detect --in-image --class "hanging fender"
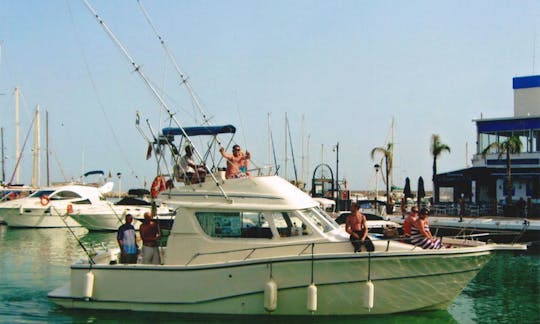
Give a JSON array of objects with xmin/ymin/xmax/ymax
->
[{"xmin": 40, "ymin": 195, "xmax": 50, "ymax": 206}]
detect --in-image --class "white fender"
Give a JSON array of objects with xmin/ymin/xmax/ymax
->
[
  {"xmin": 365, "ymin": 280, "xmax": 374, "ymax": 309},
  {"xmin": 264, "ymin": 279, "xmax": 278, "ymax": 312},
  {"xmin": 307, "ymin": 283, "xmax": 317, "ymax": 312},
  {"xmin": 83, "ymin": 271, "xmax": 94, "ymax": 299}
]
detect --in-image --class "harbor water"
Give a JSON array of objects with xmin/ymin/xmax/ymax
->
[{"xmin": 0, "ymin": 224, "xmax": 538, "ymax": 323}]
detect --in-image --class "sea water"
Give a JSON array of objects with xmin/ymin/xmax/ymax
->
[{"xmin": 0, "ymin": 224, "xmax": 538, "ymax": 323}]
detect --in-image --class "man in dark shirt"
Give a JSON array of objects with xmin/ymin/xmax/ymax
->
[
  {"xmin": 139, "ymin": 212, "xmax": 161, "ymax": 264},
  {"xmin": 117, "ymin": 214, "xmax": 138, "ymax": 264}
]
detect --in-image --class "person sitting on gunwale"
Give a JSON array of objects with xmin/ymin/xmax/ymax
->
[
  {"xmin": 402, "ymin": 206, "xmax": 419, "ymax": 243},
  {"xmin": 345, "ymin": 202, "xmax": 375, "ymax": 252},
  {"xmin": 410, "ymin": 207, "xmax": 442, "ymax": 249}
]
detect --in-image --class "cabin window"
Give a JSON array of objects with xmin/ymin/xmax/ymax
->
[
  {"xmin": 29, "ymin": 190, "xmax": 55, "ymax": 198},
  {"xmin": 50, "ymin": 191, "xmax": 81, "ymax": 200},
  {"xmin": 272, "ymin": 212, "xmax": 311, "ymax": 237},
  {"xmin": 196, "ymin": 212, "xmax": 273, "ymax": 239}
]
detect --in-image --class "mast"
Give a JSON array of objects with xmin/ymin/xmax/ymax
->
[
  {"xmin": 46, "ymin": 110, "xmax": 50, "ymax": 186},
  {"xmin": 284, "ymin": 113, "xmax": 288, "ymax": 179},
  {"xmin": 32, "ymin": 105, "xmax": 40, "ymax": 187},
  {"xmin": 14, "ymin": 86, "xmax": 20, "ymax": 183},
  {"xmin": 1, "ymin": 127, "xmax": 4, "ymax": 184}
]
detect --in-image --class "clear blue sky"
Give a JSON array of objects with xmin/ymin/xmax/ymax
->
[{"xmin": 1, "ymin": 0, "xmax": 539, "ymax": 192}]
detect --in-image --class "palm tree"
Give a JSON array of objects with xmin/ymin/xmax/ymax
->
[
  {"xmin": 481, "ymin": 135, "xmax": 523, "ymax": 205},
  {"xmin": 371, "ymin": 143, "xmax": 393, "ymax": 214},
  {"xmin": 431, "ymin": 134, "xmax": 451, "ymax": 203}
]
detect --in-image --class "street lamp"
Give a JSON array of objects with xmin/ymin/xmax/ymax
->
[
  {"xmin": 117, "ymin": 172, "xmax": 122, "ymax": 198},
  {"xmin": 333, "ymin": 142, "xmax": 340, "ymax": 211},
  {"xmin": 374, "ymin": 164, "xmax": 380, "ymax": 209}
]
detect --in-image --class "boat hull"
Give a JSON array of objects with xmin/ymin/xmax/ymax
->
[
  {"xmin": 2, "ymin": 207, "xmax": 81, "ymax": 228},
  {"xmin": 49, "ymin": 248, "xmax": 493, "ymax": 315}
]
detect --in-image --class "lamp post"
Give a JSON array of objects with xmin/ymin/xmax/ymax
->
[
  {"xmin": 333, "ymin": 142, "xmax": 340, "ymax": 211},
  {"xmin": 117, "ymin": 172, "xmax": 122, "ymax": 198},
  {"xmin": 374, "ymin": 164, "xmax": 380, "ymax": 210}
]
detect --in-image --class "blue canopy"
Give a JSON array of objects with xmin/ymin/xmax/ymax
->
[{"xmin": 162, "ymin": 125, "xmax": 236, "ymax": 137}]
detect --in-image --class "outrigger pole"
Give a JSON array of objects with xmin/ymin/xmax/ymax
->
[
  {"xmin": 82, "ymin": 0, "xmax": 230, "ymax": 201},
  {"xmin": 136, "ymin": 0, "xmax": 211, "ymax": 126}
]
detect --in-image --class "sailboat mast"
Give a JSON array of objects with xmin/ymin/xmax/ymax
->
[
  {"xmin": 1, "ymin": 127, "xmax": 4, "ymax": 184},
  {"xmin": 32, "ymin": 105, "xmax": 40, "ymax": 187},
  {"xmin": 284, "ymin": 113, "xmax": 288, "ymax": 179},
  {"xmin": 46, "ymin": 110, "xmax": 50, "ymax": 186},
  {"xmin": 14, "ymin": 87, "xmax": 20, "ymax": 183}
]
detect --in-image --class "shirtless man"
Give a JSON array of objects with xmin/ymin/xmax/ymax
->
[
  {"xmin": 345, "ymin": 202, "xmax": 375, "ymax": 252},
  {"xmin": 219, "ymin": 144, "xmax": 251, "ymax": 179}
]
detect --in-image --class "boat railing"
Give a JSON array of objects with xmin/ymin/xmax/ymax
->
[{"xmin": 186, "ymin": 240, "xmax": 358, "ymax": 265}]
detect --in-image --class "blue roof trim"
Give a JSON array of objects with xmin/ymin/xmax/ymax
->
[
  {"xmin": 513, "ymin": 75, "xmax": 540, "ymax": 89},
  {"xmin": 477, "ymin": 118, "xmax": 540, "ymax": 132},
  {"xmin": 162, "ymin": 125, "xmax": 236, "ymax": 137}
]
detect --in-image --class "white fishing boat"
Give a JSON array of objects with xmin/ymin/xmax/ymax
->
[
  {"xmin": 69, "ymin": 189, "xmax": 175, "ymax": 231},
  {"xmin": 49, "ymin": 4, "xmax": 524, "ymax": 315},
  {"xmin": 0, "ymin": 182, "xmax": 113, "ymax": 228},
  {"xmin": 48, "ymin": 175, "xmax": 526, "ymax": 315}
]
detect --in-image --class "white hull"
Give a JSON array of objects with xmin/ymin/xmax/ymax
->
[
  {"xmin": 2, "ymin": 206, "xmax": 81, "ymax": 228},
  {"xmin": 49, "ymin": 245, "xmax": 499, "ymax": 315}
]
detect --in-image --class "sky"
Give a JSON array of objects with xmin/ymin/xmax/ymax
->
[{"xmin": 0, "ymin": 0, "xmax": 539, "ymax": 193}]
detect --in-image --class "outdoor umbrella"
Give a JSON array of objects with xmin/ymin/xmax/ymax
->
[
  {"xmin": 417, "ymin": 176, "xmax": 425, "ymax": 207},
  {"xmin": 404, "ymin": 177, "xmax": 412, "ymax": 198}
]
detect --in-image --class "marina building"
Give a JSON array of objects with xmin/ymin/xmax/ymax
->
[{"xmin": 436, "ymin": 75, "xmax": 540, "ymax": 216}]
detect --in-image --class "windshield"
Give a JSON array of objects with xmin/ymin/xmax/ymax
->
[{"xmin": 297, "ymin": 207, "xmax": 337, "ymax": 233}]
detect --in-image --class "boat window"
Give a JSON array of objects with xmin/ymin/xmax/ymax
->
[
  {"xmin": 299, "ymin": 208, "xmax": 336, "ymax": 233},
  {"xmin": 50, "ymin": 191, "xmax": 82, "ymax": 200},
  {"xmin": 72, "ymin": 199, "xmax": 92, "ymax": 205},
  {"xmin": 196, "ymin": 211, "xmax": 272, "ymax": 239},
  {"xmin": 29, "ymin": 190, "xmax": 55, "ymax": 198},
  {"xmin": 272, "ymin": 212, "xmax": 311, "ymax": 237}
]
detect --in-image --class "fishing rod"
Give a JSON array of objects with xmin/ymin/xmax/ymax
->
[
  {"xmin": 82, "ymin": 0, "xmax": 229, "ymax": 201},
  {"xmin": 53, "ymin": 206, "xmax": 95, "ymax": 265}
]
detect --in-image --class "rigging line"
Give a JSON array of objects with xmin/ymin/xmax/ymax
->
[
  {"xmin": 66, "ymin": 0, "xmax": 140, "ymax": 182},
  {"xmin": 8, "ymin": 111, "xmax": 36, "ymax": 184},
  {"xmin": 137, "ymin": 0, "xmax": 211, "ymax": 125},
  {"xmin": 82, "ymin": 0, "xmax": 229, "ymax": 201}
]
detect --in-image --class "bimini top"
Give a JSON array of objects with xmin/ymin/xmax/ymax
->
[{"xmin": 162, "ymin": 125, "xmax": 236, "ymax": 137}]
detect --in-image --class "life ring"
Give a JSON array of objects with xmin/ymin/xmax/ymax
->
[
  {"xmin": 150, "ymin": 176, "xmax": 167, "ymax": 198},
  {"xmin": 67, "ymin": 204, "xmax": 74, "ymax": 214},
  {"xmin": 40, "ymin": 195, "xmax": 50, "ymax": 206}
]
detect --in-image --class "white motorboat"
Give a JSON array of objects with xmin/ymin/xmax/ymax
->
[
  {"xmin": 49, "ymin": 175, "xmax": 525, "ymax": 315},
  {"xmin": 1, "ymin": 182, "xmax": 113, "ymax": 228},
  {"xmin": 69, "ymin": 189, "xmax": 175, "ymax": 231},
  {"xmin": 386, "ymin": 214, "xmax": 540, "ymax": 243}
]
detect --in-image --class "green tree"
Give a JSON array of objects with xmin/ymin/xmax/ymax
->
[
  {"xmin": 431, "ymin": 134, "xmax": 451, "ymax": 203},
  {"xmin": 481, "ymin": 135, "xmax": 523, "ymax": 205},
  {"xmin": 371, "ymin": 143, "xmax": 393, "ymax": 214}
]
